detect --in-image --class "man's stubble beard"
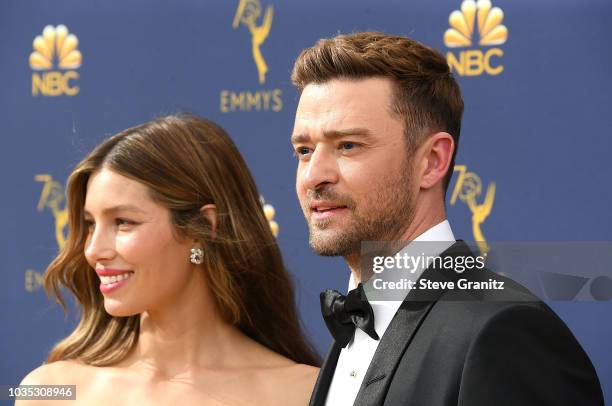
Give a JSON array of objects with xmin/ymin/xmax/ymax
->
[{"xmin": 306, "ymin": 159, "xmax": 416, "ymax": 258}]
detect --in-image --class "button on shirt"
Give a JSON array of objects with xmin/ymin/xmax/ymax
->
[{"xmin": 324, "ymin": 220, "xmax": 455, "ymax": 406}]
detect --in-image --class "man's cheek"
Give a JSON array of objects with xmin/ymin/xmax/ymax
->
[
  {"xmin": 300, "ymin": 199, "xmax": 310, "ymax": 217},
  {"xmin": 295, "ymin": 184, "xmax": 307, "ymax": 205},
  {"xmin": 295, "ymin": 173, "xmax": 305, "ymax": 193}
]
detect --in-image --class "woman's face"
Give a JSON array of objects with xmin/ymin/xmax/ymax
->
[{"xmin": 83, "ymin": 167, "xmax": 198, "ymax": 316}]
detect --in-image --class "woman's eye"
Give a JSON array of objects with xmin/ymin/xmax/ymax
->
[{"xmin": 116, "ymin": 218, "xmax": 135, "ymax": 227}]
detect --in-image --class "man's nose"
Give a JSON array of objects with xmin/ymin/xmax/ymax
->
[
  {"xmin": 84, "ymin": 225, "xmax": 116, "ymax": 265},
  {"xmin": 301, "ymin": 145, "xmax": 340, "ymax": 191}
]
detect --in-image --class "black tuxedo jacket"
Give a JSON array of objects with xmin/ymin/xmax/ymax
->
[{"xmin": 310, "ymin": 241, "xmax": 604, "ymax": 406}]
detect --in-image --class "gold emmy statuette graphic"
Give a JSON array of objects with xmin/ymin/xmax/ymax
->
[
  {"xmin": 260, "ymin": 196, "xmax": 279, "ymax": 237},
  {"xmin": 221, "ymin": 1, "xmax": 282, "ymax": 113},
  {"xmin": 233, "ymin": 0, "xmax": 273, "ymax": 84},
  {"xmin": 35, "ymin": 174, "xmax": 68, "ymax": 249},
  {"xmin": 444, "ymin": 0, "xmax": 508, "ymax": 76},
  {"xmin": 450, "ymin": 165, "xmax": 496, "ymax": 255},
  {"xmin": 30, "ymin": 25, "xmax": 82, "ymax": 96}
]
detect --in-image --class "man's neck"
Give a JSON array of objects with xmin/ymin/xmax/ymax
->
[{"xmin": 346, "ymin": 214, "xmax": 448, "ymax": 285}]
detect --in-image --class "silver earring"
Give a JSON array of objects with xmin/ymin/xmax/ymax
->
[{"xmin": 190, "ymin": 248, "xmax": 204, "ymax": 265}]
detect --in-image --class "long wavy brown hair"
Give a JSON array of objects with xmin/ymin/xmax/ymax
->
[{"xmin": 45, "ymin": 114, "xmax": 320, "ymax": 367}]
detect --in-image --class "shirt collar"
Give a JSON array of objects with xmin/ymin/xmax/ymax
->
[
  {"xmin": 348, "ymin": 219, "xmax": 455, "ymax": 291},
  {"xmin": 346, "ymin": 219, "xmax": 456, "ymax": 342}
]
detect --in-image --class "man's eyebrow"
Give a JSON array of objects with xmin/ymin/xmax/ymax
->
[
  {"xmin": 83, "ymin": 204, "xmax": 145, "ymax": 217},
  {"xmin": 290, "ymin": 133, "xmax": 309, "ymax": 144},
  {"xmin": 291, "ymin": 128, "xmax": 373, "ymax": 144}
]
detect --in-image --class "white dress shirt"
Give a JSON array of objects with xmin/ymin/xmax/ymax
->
[{"xmin": 324, "ymin": 220, "xmax": 455, "ymax": 406}]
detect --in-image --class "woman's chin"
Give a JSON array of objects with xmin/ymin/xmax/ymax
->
[{"xmin": 104, "ymin": 301, "xmax": 140, "ymax": 317}]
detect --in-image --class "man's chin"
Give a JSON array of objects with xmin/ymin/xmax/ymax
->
[{"xmin": 309, "ymin": 229, "xmax": 359, "ymax": 257}]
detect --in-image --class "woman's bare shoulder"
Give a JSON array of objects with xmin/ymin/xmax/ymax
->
[
  {"xmin": 20, "ymin": 359, "xmax": 89, "ymax": 385},
  {"xmin": 286, "ymin": 363, "xmax": 320, "ymax": 382},
  {"xmin": 290, "ymin": 363, "xmax": 319, "ymax": 388},
  {"xmin": 262, "ymin": 363, "xmax": 320, "ymax": 406},
  {"xmin": 16, "ymin": 361, "xmax": 91, "ymax": 406}
]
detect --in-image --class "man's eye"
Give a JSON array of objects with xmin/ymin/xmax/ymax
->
[
  {"xmin": 294, "ymin": 146, "xmax": 311, "ymax": 157},
  {"xmin": 340, "ymin": 142, "xmax": 357, "ymax": 150}
]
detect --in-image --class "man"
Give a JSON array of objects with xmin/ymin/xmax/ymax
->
[{"xmin": 290, "ymin": 32, "xmax": 603, "ymax": 405}]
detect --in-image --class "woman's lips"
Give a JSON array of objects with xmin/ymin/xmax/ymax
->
[
  {"xmin": 96, "ymin": 268, "xmax": 133, "ymax": 276},
  {"xmin": 99, "ymin": 271, "xmax": 134, "ymax": 294}
]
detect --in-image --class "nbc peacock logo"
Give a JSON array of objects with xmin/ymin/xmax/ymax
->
[
  {"xmin": 443, "ymin": 0, "xmax": 507, "ymax": 76},
  {"xmin": 29, "ymin": 25, "xmax": 82, "ymax": 96}
]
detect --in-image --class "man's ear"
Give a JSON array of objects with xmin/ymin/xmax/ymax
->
[
  {"xmin": 419, "ymin": 132, "xmax": 455, "ymax": 190},
  {"xmin": 200, "ymin": 204, "xmax": 217, "ymax": 234}
]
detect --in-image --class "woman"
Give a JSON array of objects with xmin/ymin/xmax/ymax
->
[{"xmin": 18, "ymin": 114, "xmax": 320, "ymax": 405}]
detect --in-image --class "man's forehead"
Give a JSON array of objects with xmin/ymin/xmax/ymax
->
[
  {"xmin": 299, "ymin": 77, "xmax": 394, "ymax": 104},
  {"xmin": 293, "ymin": 77, "xmax": 398, "ymax": 137}
]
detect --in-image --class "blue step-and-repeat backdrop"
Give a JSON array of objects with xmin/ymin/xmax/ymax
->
[{"xmin": 1, "ymin": 0, "xmax": 611, "ymax": 401}]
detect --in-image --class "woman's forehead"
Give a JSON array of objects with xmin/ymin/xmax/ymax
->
[{"xmin": 84, "ymin": 169, "xmax": 156, "ymax": 215}]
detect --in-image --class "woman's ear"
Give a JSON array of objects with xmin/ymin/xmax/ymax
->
[{"xmin": 200, "ymin": 204, "xmax": 217, "ymax": 234}]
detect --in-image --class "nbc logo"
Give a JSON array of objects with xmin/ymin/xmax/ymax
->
[
  {"xmin": 443, "ymin": 0, "xmax": 507, "ymax": 76},
  {"xmin": 29, "ymin": 25, "xmax": 82, "ymax": 96}
]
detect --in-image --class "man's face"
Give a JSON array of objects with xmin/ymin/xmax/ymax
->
[{"xmin": 292, "ymin": 77, "xmax": 417, "ymax": 257}]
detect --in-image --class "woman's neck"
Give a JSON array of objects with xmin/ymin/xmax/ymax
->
[{"xmin": 120, "ymin": 273, "xmax": 244, "ymax": 379}]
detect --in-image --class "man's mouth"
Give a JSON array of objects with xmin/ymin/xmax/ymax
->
[
  {"xmin": 312, "ymin": 206, "xmax": 347, "ymax": 212},
  {"xmin": 310, "ymin": 202, "xmax": 349, "ymax": 220}
]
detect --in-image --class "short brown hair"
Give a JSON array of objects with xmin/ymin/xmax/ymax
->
[{"xmin": 291, "ymin": 31, "xmax": 464, "ymax": 191}]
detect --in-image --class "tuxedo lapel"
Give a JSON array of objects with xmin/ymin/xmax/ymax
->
[
  {"xmin": 353, "ymin": 241, "xmax": 474, "ymax": 406},
  {"xmin": 352, "ymin": 300, "xmax": 436, "ymax": 406},
  {"xmin": 309, "ymin": 342, "xmax": 342, "ymax": 406}
]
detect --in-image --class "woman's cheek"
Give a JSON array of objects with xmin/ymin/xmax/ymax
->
[{"xmin": 116, "ymin": 232, "xmax": 150, "ymax": 263}]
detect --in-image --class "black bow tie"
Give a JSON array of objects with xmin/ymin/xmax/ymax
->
[{"xmin": 320, "ymin": 283, "xmax": 379, "ymax": 348}]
